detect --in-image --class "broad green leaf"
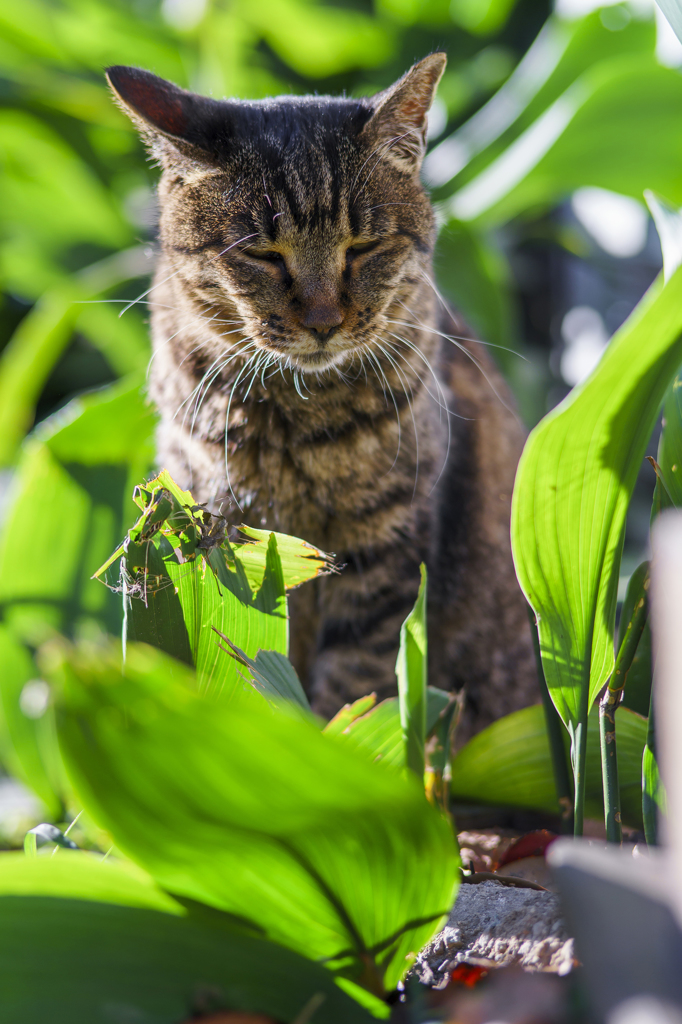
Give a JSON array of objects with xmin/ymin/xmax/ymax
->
[
  {"xmin": 450, "ymin": 704, "xmax": 647, "ymax": 828},
  {"xmin": 47, "ymin": 639, "xmax": 459, "ymax": 994},
  {"xmin": 449, "ymin": 56, "xmax": 682, "ymax": 226},
  {"xmin": 0, "ymin": 857, "xmax": 372, "ymax": 1024},
  {"xmin": 0, "ymin": 378, "xmax": 155, "ymax": 807},
  {"xmin": 434, "ymin": 219, "xmax": 520, "ymax": 362},
  {"xmin": 656, "ymin": 370, "xmax": 682, "ymax": 506},
  {"xmin": 101, "ymin": 474, "xmax": 290, "ymax": 697},
  {"xmin": 339, "ymin": 689, "xmax": 456, "ymax": 771},
  {"xmin": 221, "ymin": 639, "xmax": 312, "ymax": 712},
  {"xmin": 324, "ymin": 694, "xmax": 377, "ymax": 737},
  {"xmin": 237, "ymin": 523, "xmax": 334, "ymax": 591},
  {"xmin": 244, "ymin": 0, "xmax": 395, "ymax": 77},
  {"xmin": 425, "ymin": 10, "xmax": 655, "ymax": 192},
  {"xmin": 618, "ymin": 562, "xmax": 653, "ymax": 719},
  {"xmin": 0, "ymin": 247, "xmax": 151, "ymax": 466},
  {"xmin": 341, "ymin": 699, "xmax": 406, "ymax": 769},
  {"xmin": 0, "ymin": 850, "xmax": 182, "ymax": 914},
  {"xmin": 511, "ymin": 265, "xmax": 682, "ymax": 733},
  {"xmin": 99, "ymin": 470, "xmax": 332, "ymax": 700},
  {"xmin": 396, "ymin": 564, "xmax": 427, "ymax": 779},
  {"xmin": 0, "ymin": 626, "xmax": 59, "ymax": 814}
]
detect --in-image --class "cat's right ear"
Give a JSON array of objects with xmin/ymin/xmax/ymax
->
[{"xmin": 106, "ymin": 66, "xmax": 223, "ymax": 167}]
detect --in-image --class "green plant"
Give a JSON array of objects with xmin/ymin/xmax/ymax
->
[
  {"xmin": 0, "ymin": 468, "xmax": 461, "ymax": 1018},
  {"xmin": 0, "ymin": 850, "xmax": 375, "ymax": 1023},
  {"xmin": 511, "ymin": 194, "xmax": 682, "ymax": 836}
]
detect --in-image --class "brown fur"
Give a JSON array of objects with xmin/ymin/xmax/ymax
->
[{"xmin": 106, "ymin": 57, "xmax": 538, "ymax": 739}]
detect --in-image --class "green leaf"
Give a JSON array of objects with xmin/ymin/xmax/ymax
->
[
  {"xmin": 100, "ymin": 471, "xmax": 333, "ymax": 700},
  {"xmin": 642, "ymin": 729, "xmax": 664, "ymax": 845},
  {"xmin": 425, "ymin": 10, "xmax": 655, "ymax": 193},
  {"xmin": 656, "ymin": 369, "xmax": 682, "ymax": 506},
  {"xmin": 237, "ymin": 523, "xmax": 335, "ymax": 591},
  {"xmin": 338, "ymin": 689, "xmax": 456, "ymax": 771},
  {"xmin": 0, "ymin": 247, "xmax": 151, "ymax": 467},
  {"xmin": 324, "ymin": 695, "xmax": 377, "ymax": 737},
  {"xmin": 219, "ymin": 637, "xmax": 312, "ymax": 712},
  {"xmin": 511, "ymin": 266, "xmax": 682, "ymax": 735},
  {"xmin": 618, "ymin": 562, "xmax": 653, "ymax": 718},
  {"xmin": 449, "ymin": 56, "xmax": 682, "ymax": 226},
  {"xmin": 450, "ymin": 704, "xmax": 647, "ymax": 828},
  {"xmin": 396, "ymin": 564, "xmax": 427, "ymax": 779},
  {"xmin": 107, "ymin": 476, "xmax": 290, "ymax": 697},
  {"xmin": 434, "ymin": 219, "xmax": 519, "ymax": 361},
  {"xmin": 0, "ymin": 378, "xmax": 155, "ymax": 807},
  {"xmin": 244, "ymin": 0, "xmax": 395, "ymax": 78},
  {"xmin": 0, "ymin": 854, "xmax": 373, "ymax": 1024},
  {"xmin": 47, "ymin": 639, "xmax": 459, "ymax": 995}
]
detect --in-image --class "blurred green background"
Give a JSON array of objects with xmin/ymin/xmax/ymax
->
[
  {"xmin": 1, "ymin": 0, "xmax": 682, "ymax": 833},
  {"xmin": 4, "ymin": 0, "xmax": 682, "ymax": 442}
]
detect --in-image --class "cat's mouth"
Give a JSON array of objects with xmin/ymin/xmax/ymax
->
[{"xmin": 256, "ymin": 333, "xmax": 362, "ymax": 373}]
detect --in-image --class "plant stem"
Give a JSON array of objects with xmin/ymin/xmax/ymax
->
[
  {"xmin": 527, "ymin": 605, "xmax": 573, "ymax": 833},
  {"xmin": 599, "ymin": 575, "xmax": 649, "ymax": 843},
  {"xmin": 572, "ymin": 720, "xmax": 588, "ymax": 837}
]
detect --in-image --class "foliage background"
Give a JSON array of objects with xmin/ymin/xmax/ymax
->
[{"xmin": 1, "ymin": 0, "xmax": 682, "ymax": 831}]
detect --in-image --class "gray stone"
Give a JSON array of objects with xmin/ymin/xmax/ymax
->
[{"xmin": 413, "ymin": 880, "xmax": 574, "ymax": 987}]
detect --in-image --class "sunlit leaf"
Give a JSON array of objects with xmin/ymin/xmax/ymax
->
[
  {"xmin": 425, "ymin": 10, "xmax": 655, "ymax": 191},
  {"xmin": 396, "ymin": 564, "xmax": 427, "ymax": 779},
  {"xmin": 47, "ymin": 639, "xmax": 459, "ymax": 995},
  {"xmin": 511, "ymin": 266, "xmax": 682, "ymax": 739},
  {"xmin": 450, "ymin": 703, "xmax": 647, "ymax": 827},
  {"xmin": 0, "ymin": 853, "xmax": 372, "ymax": 1024},
  {"xmin": 0, "ymin": 378, "xmax": 155, "ymax": 806},
  {"xmin": 449, "ymin": 56, "xmax": 682, "ymax": 225}
]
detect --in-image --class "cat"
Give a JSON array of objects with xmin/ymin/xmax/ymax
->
[{"xmin": 106, "ymin": 55, "xmax": 538, "ymax": 741}]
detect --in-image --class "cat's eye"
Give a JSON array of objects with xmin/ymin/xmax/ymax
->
[
  {"xmin": 346, "ymin": 240, "xmax": 380, "ymax": 257},
  {"xmin": 246, "ymin": 249, "xmax": 286, "ymax": 267}
]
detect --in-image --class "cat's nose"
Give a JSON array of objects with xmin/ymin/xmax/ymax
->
[{"xmin": 301, "ymin": 305, "xmax": 344, "ymax": 343}]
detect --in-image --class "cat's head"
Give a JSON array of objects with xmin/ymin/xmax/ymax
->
[{"xmin": 107, "ymin": 55, "xmax": 446, "ymax": 372}]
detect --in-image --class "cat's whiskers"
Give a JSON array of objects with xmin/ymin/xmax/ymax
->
[
  {"xmin": 381, "ymin": 332, "xmax": 454, "ymax": 493},
  {"xmin": 118, "ymin": 231, "xmax": 259, "ymax": 318},
  {"xmin": 224, "ymin": 349, "xmax": 262, "ymax": 509},
  {"xmin": 415, "ymin": 270, "xmax": 530, "ymax": 363},
  {"xmin": 394, "ymin": 300, "xmax": 521, "ymax": 421},
  {"xmin": 372, "ymin": 338, "xmax": 421, "ymax": 497},
  {"xmin": 364, "ymin": 338, "xmax": 404, "ymax": 476},
  {"xmin": 180, "ymin": 338, "xmax": 257, "ymax": 442}
]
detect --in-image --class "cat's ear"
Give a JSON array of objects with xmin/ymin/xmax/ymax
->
[
  {"xmin": 362, "ymin": 53, "xmax": 446, "ymax": 175},
  {"xmin": 106, "ymin": 66, "xmax": 226, "ymax": 168}
]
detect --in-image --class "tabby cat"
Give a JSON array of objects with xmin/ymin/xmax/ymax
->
[{"xmin": 106, "ymin": 55, "xmax": 538, "ymax": 739}]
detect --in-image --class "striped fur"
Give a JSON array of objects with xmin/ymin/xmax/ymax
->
[{"xmin": 107, "ymin": 56, "xmax": 537, "ymax": 739}]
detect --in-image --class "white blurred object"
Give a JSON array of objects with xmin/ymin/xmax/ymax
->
[
  {"xmin": 161, "ymin": 0, "xmax": 207, "ymax": 30},
  {"xmin": 651, "ymin": 512, "xmax": 682, "ymax": 923},
  {"xmin": 19, "ymin": 680, "xmax": 50, "ymax": 720},
  {"xmin": 572, "ymin": 187, "xmax": 649, "ymax": 258},
  {"xmin": 426, "ymin": 98, "xmax": 448, "ymax": 141},
  {"xmin": 656, "ymin": 3, "xmax": 682, "ymax": 64},
  {"xmin": 655, "ymin": 0, "xmax": 682, "ymax": 49},
  {"xmin": 609, "ymin": 996, "xmax": 682, "ymax": 1024},
  {"xmin": 646, "ymin": 189, "xmax": 682, "ymax": 280},
  {"xmin": 560, "ymin": 305, "xmax": 609, "ymax": 385},
  {"xmin": 0, "ymin": 778, "xmax": 43, "ymax": 841}
]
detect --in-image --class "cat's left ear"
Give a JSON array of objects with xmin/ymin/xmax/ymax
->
[{"xmin": 362, "ymin": 53, "xmax": 446, "ymax": 175}]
